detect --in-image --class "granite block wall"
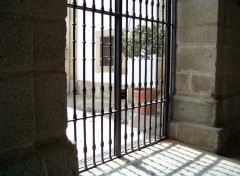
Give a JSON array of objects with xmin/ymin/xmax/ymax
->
[
  {"xmin": 0, "ymin": 1, "xmax": 78, "ymax": 175},
  {"xmin": 169, "ymin": 0, "xmax": 240, "ymax": 154}
]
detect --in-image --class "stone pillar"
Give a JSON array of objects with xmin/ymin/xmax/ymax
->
[
  {"xmin": 168, "ymin": 0, "xmax": 240, "ymax": 154},
  {"xmin": 0, "ymin": 1, "xmax": 78, "ymax": 175},
  {"xmin": 217, "ymin": 0, "xmax": 240, "ymax": 154}
]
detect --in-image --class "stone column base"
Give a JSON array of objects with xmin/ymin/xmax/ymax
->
[
  {"xmin": 168, "ymin": 120, "xmax": 240, "ymax": 154},
  {"xmin": 167, "ymin": 121, "xmax": 222, "ymax": 153},
  {"xmin": 0, "ymin": 135, "xmax": 78, "ymax": 176}
]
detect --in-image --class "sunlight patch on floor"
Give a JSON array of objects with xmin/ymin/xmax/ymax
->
[{"xmin": 80, "ymin": 140, "xmax": 240, "ymax": 176}]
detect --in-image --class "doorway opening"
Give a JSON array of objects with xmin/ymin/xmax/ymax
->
[{"xmin": 66, "ymin": 0, "xmax": 175, "ymax": 172}]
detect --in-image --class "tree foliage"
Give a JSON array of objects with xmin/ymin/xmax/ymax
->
[{"xmin": 122, "ymin": 24, "xmax": 162, "ymax": 59}]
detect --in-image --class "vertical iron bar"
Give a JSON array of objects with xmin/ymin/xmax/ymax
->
[
  {"xmin": 143, "ymin": 0, "xmax": 148, "ymax": 145},
  {"xmin": 154, "ymin": 0, "xmax": 160, "ymax": 141},
  {"xmin": 124, "ymin": 0, "xmax": 129, "ymax": 154},
  {"xmin": 100, "ymin": 0, "xmax": 105, "ymax": 162},
  {"xmin": 159, "ymin": 0, "xmax": 165, "ymax": 139},
  {"xmin": 72, "ymin": 0, "xmax": 77, "ymax": 144},
  {"xmin": 169, "ymin": 0, "xmax": 176, "ymax": 122},
  {"xmin": 114, "ymin": 0, "xmax": 122, "ymax": 157},
  {"xmin": 91, "ymin": 0, "xmax": 96, "ymax": 166},
  {"xmin": 82, "ymin": 0, "xmax": 88, "ymax": 169},
  {"xmin": 67, "ymin": 0, "xmax": 175, "ymax": 171},
  {"xmin": 148, "ymin": 0, "xmax": 154, "ymax": 143},
  {"xmin": 131, "ymin": 0, "xmax": 136, "ymax": 151},
  {"xmin": 108, "ymin": 0, "xmax": 113, "ymax": 159},
  {"xmin": 163, "ymin": 0, "xmax": 171, "ymax": 136},
  {"xmin": 137, "ymin": 0, "xmax": 142, "ymax": 149}
]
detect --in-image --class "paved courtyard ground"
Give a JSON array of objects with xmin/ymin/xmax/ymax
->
[
  {"xmin": 81, "ymin": 140, "xmax": 240, "ymax": 176},
  {"xmin": 67, "ymin": 95, "xmax": 240, "ymax": 175}
]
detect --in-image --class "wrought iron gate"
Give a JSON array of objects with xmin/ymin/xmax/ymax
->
[{"xmin": 66, "ymin": 0, "xmax": 175, "ymax": 172}]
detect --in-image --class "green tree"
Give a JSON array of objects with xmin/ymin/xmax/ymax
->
[{"xmin": 122, "ymin": 24, "xmax": 162, "ymax": 59}]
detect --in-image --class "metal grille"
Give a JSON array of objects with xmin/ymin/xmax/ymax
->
[{"xmin": 66, "ymin": 0, "xmax": 175, "ymax": 173}]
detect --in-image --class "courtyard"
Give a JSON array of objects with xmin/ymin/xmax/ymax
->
[{"xmin": 67, "ymin": 95, "xmax": 240, "ymax": 175}]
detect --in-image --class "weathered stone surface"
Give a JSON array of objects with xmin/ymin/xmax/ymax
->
[
  {"xmin": 177, "ymin": 25, "xmax": 218, "ymax": 45},
  {"xmin": 218, "ymin": 27, "xmax": 240, "ymax": 48},
  {"xmin": 177, "ymin": 122, "xmax": 222, "ymax": 152},
  {"xmin": 217, "ymin": 47, "xmax": 240, "ymax": 74},
  {"xmin": 216, "ymin": 35, "xmax": 240, "ymax": 123},
  {"xmin": 214, "ymin": 74, "xmax": 224, "ymax": 96},
  {"xmin": 0, "ymin": 0, "xmax": 78, "ymax": 175},
  {"xmin": 177, "ymin": 0, "xmax": 218, "ymax": 27},
  {"xmin": 0, "ymin": 136, "xmax": 78, "ymax": 176},
  {"xmin": 168, "ymin": 121, "xmax": 223, "ymax": 153},
  {"xmin": 0, "ymin": 145, "xmax": 46, "ymax": 176},
  {"xmin": 175, "ymin": 73, "xmax": 190, "ymax": 93},
  {"xmin": 35, "ymin": 135, "xmax": 78, "ymax": 176},
  {"xmin": 173, "ymin": 95, "xmax": 217, "ymax": 126},
  {"xmin": 218, "ymin": 0, "xmax": 240, "ymax": 29},
  {"xmin": 176, "ymin": 46, "xmax": 217, "ymax": 73},
  {"xmin": 222, "ymin": 73, "xmax": 240, "ymax": 94},
  {"xmin": 34, "ymin": 72, "xmax": 67, "ymax": 140},
  {"xmin": 32, "ymin": 0, "xmax": 67, "ymax": 19},
  {"xmin": 0, "ymin": 15, "xmax": 33, "ymax": 71},
  {"xmin": 167, "ymin": 121, "xmax": 178, "ymax": 139},
  {"xmin": 0, "ymin": 1, "xmax": 32, "ymax": 15},
  {"xmin": 222, "ymin": 95, "xmax": 240, "ymax": 125},
  {"xmin": 0, "ymin": 0, "xmax": 66, "ymax": 19},
  {"xmin": 0, "ymin": 73, "xmax": 34, "ymax": 148},
  {"xmin": 191, "ymin": 74, "xmax": 215, "ymax": 94},
  {"xmin": 219, "ymin": 120, "xmax": 240, "ymax": 155},
  {"xmin": 33, "ymin": 20, "xmax": 66, "ymax": 70}
]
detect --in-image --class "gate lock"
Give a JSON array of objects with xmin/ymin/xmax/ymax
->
[{"xmin": 121, "ymin": 90, "xmax": 127, "ymax": 100}]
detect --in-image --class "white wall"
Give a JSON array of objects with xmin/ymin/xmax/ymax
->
[{"xmin": 76, "ymin": 0, "xmax": 163, "ymax": 87}]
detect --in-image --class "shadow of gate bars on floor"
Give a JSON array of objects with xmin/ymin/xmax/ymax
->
[{"xmin": 66, "ymin": 0, "xmax": 175, "ymax": 172}]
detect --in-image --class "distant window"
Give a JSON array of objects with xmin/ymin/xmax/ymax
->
[{"xmin": 101, "ymin": 36, "xmax": 114, "ymax": 66}]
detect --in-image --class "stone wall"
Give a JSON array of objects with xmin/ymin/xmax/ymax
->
[
  {"xmin": 0, "ymin": 1, "xmax": 78, "ymax": 175},
  {"xmin": 168, "ymin": 0, "xmax": 240, "ymax": 154},
  {"xmin": 217, "ymin": 0, "xmax": 240, "ymax": 154}
]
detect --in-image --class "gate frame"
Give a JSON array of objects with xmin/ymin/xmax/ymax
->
[{"xmin": 66, "ymin": 0, "xmax": 176, "ymax": 172}]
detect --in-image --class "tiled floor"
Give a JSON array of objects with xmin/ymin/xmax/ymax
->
[{"xmin": 80, "ymin": 140, "xmax": 240, "ymax": 176}]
